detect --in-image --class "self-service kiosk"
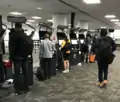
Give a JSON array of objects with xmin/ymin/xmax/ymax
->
[
  {"xmin": 69, "ymin": 28, "xmax": 81, "ymax": 66},
  {"xmin": 39, "ymin": 22, "xmax": 53, "ymax": 42}
]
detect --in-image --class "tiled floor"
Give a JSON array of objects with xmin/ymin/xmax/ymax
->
[{"xmin": 0, "ymin": 51, "xmax": 120, "ymax": 102}]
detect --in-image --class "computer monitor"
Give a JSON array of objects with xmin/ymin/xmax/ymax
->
[
  {"xmin": 59, "ymin": 40, "xmax": 63, "ymax": 45},
  {"xmin": 71, "ymin": 40, "xmax": 77, "ymax": 45},
  {"xmin": 80, "ymin": 40, "xmax": 84, "ymax": 44}
]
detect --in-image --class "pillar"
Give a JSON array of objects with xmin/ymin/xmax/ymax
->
[
  {"xmin": 80, "ymin": 21, "xmax": 89, "ymax": 37},
  {"xmin": 51, "ymin": 14, "xmax": 68, "ymax": 42}
]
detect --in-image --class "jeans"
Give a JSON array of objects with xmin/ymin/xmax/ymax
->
[
  {"xmin": 41, "ymin": 58, "xmax": 51, "ymax": 79},
  {"xmin": 13, "ymin": 58, "xmax": 29, "ymax": 93},
  {"xmin": 0, "ymin": 55, "xmax": 4, "ymax": 83},
  {"xmin": 97, "ymin": 61, "xmax": 109, "ymax": 82}
]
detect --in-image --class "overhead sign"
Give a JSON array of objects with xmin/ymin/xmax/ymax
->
[{"xmin": 7, "ymin": 16, "xmax": 27, "ymax": 23}]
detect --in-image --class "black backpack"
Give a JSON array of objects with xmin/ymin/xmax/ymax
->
[
  {"xmin": 61, "ymin": 41, "xmax": 73, "ymax": 53},
  {"xmin": 22, "ymin": 34, "xmax": 33, "ymax": 57},
  {"xmin": 98, "ymin": 37, "xmax": 112, "ymax": 58}
]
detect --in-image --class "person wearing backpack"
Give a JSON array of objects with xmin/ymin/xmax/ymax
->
[
  {"xmin": 92, "ymin": 29, "xmax": 116, "ymax": 88},
  {"xmin": 9, "ymin": 23, "xmax": 33, "ymax": 95},
  {"xmin": 61, "ymin": 36, "xmax": 72, "ymax": 73}
]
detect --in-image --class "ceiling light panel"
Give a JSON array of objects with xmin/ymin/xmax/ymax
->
[
  {"xmin": 111, "ymin": 19, "xmax": 120, "ymax": 22},
  {"xmin": 47, "ymin": 19, "xmax": 53, "ymax": 22},
  {"xmin": 27, "ymin": 20, "xmax": 35, "ymax": 22},
  {"xmin": 32, "ymin": 16, "xmax": 42, "ymax": 20},
  {"xmin": 100, "ymin": 26, "xmax": 106, "ymax": 28},
  {"xmin": 114, "ymin": 22, "xmax": 120, "ymax": 25},
  {"xmin": 36, "ymin": 7, "xmax": 42, "ymax": 10},
  {"xmin": 105, "ymin": 15, "xmax": 116, "ymax": 18},
  {"xmin": 83, "ymin": 0, "xmax": 101, "ymax": 4},
  {"xmin": 9, "ymin": 12, "xmax": 23, "ymax": 15}
]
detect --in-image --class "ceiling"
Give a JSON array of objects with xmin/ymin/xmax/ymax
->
[{"xmin": 0, "ymin": 0, "xmax": 119, "ymax": 29}]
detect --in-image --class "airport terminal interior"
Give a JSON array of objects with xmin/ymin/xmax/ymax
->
[{"xmin": 0, "ymin": 0, "xmax": 120, "ymax": 102}]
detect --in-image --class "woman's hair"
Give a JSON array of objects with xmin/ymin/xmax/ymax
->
[
  {"xmin": 64, "ymin": 35, "xmax": 68, "ymax": 42},
  {"xmin": 100, "ymin": 29, "xmax": 108, "ymax": 37}
]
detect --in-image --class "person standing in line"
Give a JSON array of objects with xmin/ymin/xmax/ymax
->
[
  {"xmin": 9, "ymin": 23, "xmax": 30, "ymax": 95},
  {"xmin": 92, "ymin": 29, "xmax": 116, "ymax": 88},
  {"xmin": 61, "ymin": 36, "xmax": 71, "ymax": 73},
  {"xmin": 0, "ymin": 29, "xmax": 5, "ymax": 83},
  {"xmin": 39, "ymin": 34, "xmax": 55, "ymax": 80}
]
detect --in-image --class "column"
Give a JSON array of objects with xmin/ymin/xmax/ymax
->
[
  {"xmin": 80, "ymin": 21, "xmax": 89, "ymax": 29},
  {"xmin": 51, "ymin": 14, "xmax": 68, "ymax": 42},
  {"xmin": 80, "ymin": 21, "xmax": 89, "ymax": 37}
]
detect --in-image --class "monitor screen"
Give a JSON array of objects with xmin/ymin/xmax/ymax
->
[
  {"xmin": 71, "ymin": 40, "xmax": 77, "ymax": 45},
  {"xmin": 80, "ymin": 40, "xmax": 84, "ymax": 44},
  {"xmin": 59, "ymin": 40, "xmax": 63, "ymax": 45}
]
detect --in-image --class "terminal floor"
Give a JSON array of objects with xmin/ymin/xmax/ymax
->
[{"xmin": 0, "ymin": 51, "xmax": 120, "ymax": 102}]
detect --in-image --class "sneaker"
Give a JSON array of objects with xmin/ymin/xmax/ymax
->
[
  {"xmin": 66, "ymin": 69, "xmax": 69, "ymax": 73},
  {"xmin": 62, "ymin": 70, "xmax": 67, "ymax": 73},
  {"xmin": 96, "ymin": 82, "xmax": 104, "ymax": 88},
  {"xmin": 96, "ymin": 82, "xmax": 101, "ymax": 86},
  {"xmin": 15, "ymin": 92, "xmax": 22, "ymax": 96},
  {"xmin": 99, "ymin": 83, "xmax": 104, "ymax": 88},
  {"xmin": 103, "ymin": 80, "xmax": 108, "ymax": 86}
]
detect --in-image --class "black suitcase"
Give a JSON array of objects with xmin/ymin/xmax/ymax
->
[
  {"xmin": 27, "ymin": 56, "xmax": 33, "ymax": 86},
  {"xmin": 13, "ymin": 74, "xmax": 26, "ymax": 91},
  {"xmin": 51, "ymin": 54, "xmax": 56, "ymax": 76},
  {"xmin": 36, "ymin": 67, "xmax": 44, "ymax": 81}
]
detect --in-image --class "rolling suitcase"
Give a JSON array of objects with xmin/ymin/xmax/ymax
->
[
  {"xmin": 51, "ymin": 53, "xmax": 56, "ymax": 76},
  {"xmin": 89, "ymin": 54, "xmax": 96, "ymax": 63},
  {"xmin": 27, "ymin": 56, "xmax": 33, "ymax": 86},
  {"xmin": 36, "ymin": 67, "xmax": 44, "ymax": 81},
  {"xmin": 3, "ymin": 60, "xmax": 13, "ymax": 80}
]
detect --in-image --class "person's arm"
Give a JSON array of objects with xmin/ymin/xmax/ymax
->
[
  {"xmin": 29, "ymin": 31, "xmax": 35, "ymax": 38},
  {"xmin": 39, "ymin": 42, "xmax": 44, "ymax": 58},
  {"xmin": 111, "ymin": 39, "xmax": 116, "ymax": 52}
]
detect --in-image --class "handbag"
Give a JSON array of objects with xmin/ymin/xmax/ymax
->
[{"xmin": 108, "ymin": 53, "xmax": 115, "ymax": 64}]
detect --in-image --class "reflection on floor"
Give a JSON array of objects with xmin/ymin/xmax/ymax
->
[{"xmin": 0, "ymin": 51, "xmax": 120, "ymax": 102}]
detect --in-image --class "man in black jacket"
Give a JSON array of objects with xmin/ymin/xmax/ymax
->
[
  {"xmin": 92, "ymin": 29, "xmax": 116, "ymax": 88},
  {"xmin": 0, "ymin": 29, "xmax": 5, "ymax": 83},
  {"xmin": 9, "ymin": 23, "xmax": 30, "ymax": 95}
]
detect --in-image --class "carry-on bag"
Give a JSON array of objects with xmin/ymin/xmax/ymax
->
[
  {"xmin": 3, "ymin": 60, "xmax": 13, "ymax": 79},
  {"xmin": 36, "ymin": 67, "xmax": 44, "ymax": 81},
  {"xmin": 27, "ymin": 56, "xmax": 33, "ymax": 86},
  {"xmin": 89, "ymin": 54, "xmax": 96, "ymax": 63}
]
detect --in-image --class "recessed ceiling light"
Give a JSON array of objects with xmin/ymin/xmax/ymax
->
[
  {"xmin": 9, "ymin": 12, "xmax": 23, "ymax": 15},
  {"xmin": 27, "ymin": 20, "xmax": 35, "ymax": 22},
  {"xmin": 83, "ymin": 0, "xmax": 101, "ymax": 4},
  {"xmin": 114, "ymin": 22, "xmax": 120, "ymax": 25},
  {"xmin": 32, "ymin": 16, "xmax": 42, "ymax": 20},
  {"xmin": 47, "ymin": 19, "xmax": 53, "ymax": 22},
  {"xmin": 26, "ymin": 22, "xmax": 32, "ymax": 25},
  {"xmin": 100, "ymin": 26, "xmax": 106, "ymax": 28},
  {"xmin": 111, "ymin": 19, "xmax": 120, "ymax": 22},
  {"xmin": 105, "ymin": 15, "xmax": 116, "ymax": 18},
  {"xmin": 36, "ymin": 7, "xmax": 42, "ymax": 10}
]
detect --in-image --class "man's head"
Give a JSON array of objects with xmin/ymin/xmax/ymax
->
[
  {"xmin": 44, "ymin": 34, "xmax": 50, "ymax": 39},
  {"xmin": 100, "ymin": 29, "xmax": 108, "ymax": 37},
  {"xmin": 15, "ymin": 23, "xmax": 22, "ymax": 30}
]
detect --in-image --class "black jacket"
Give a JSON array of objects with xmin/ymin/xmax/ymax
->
[
  {"xmin": 9, "ymin": 29, "xmax": 28, "ymax": 60},
  {"xmin": 92, "ymin": 36, "xmax": 116, "ymax": 60}
]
